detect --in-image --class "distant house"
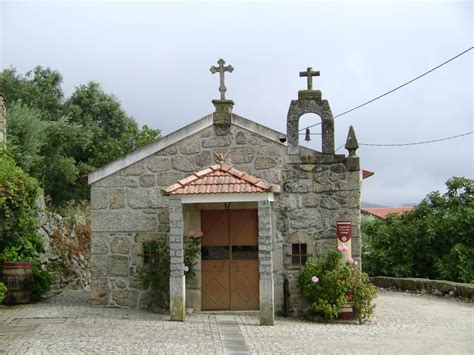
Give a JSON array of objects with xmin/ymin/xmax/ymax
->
[{"xmin": 361, "ymin": 207, "xmax": 415, "ymax": 219}]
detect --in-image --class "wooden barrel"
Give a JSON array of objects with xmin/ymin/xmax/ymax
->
[{"xmin": 1, "ymin": 261, "xmax": 33, "ymax": 305}]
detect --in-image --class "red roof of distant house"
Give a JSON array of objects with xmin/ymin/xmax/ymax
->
[
  {"xmin": 164, "ymin": 163, "xmax": 280, "ymax": 195},
  {"xmin": 362, "ymin": 170, "xmax": 374, "ymax": 179},
  {"xmin": 361, "ymin": 207, "xmax": 415, "ymax": 219}
]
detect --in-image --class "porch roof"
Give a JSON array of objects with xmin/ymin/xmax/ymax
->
[{"xmin": 163, "ymin": 163, "xmax": 280, "ymax": 196}]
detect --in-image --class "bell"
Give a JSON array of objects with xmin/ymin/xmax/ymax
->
[{"xmin": 305, "ymin": 128, "xmax": 311, "ymax": 142}]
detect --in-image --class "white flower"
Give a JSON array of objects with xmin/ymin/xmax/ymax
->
[
  {"xmin": 184, "ymin": 266, "xmax": 189, "ymax": 272},
  {"xmin": 311, "ymin": 276, "xmax": 319, "ymax": 284}
]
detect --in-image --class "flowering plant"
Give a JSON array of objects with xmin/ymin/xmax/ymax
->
[
  {"xmin": 298, "ymin": 249, "xmax": 377, "ymax": 322},
  {"xmin": 337, "ymin": 243, "xmax": 348, "ymax": 252}
]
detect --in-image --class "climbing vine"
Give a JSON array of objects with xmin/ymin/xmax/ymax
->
[{"xmin": 139, "ymin": 231, "xmax": 202, "ymax": 308}]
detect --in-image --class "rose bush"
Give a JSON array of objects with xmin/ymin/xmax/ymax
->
[{"xmin": 298, "ymin": 249, "xmax": 377, "ymax": 323}]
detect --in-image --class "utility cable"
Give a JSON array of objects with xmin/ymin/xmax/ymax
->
[
  {"xmin": 334, "ymin": 131, "xmax": 473, "ymax": 152},
  {"xmin": 300, "ymin": 47, "xmax": 474, "ymax": 132}
]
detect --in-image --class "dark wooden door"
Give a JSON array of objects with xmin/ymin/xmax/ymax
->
[{"xmin": 201, "ymin": 209, "xmax": 259, "ymax": 310}]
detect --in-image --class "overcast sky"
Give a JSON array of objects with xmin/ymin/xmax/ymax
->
[{"xmin": 1, "ymin": 0, "xmax": 472, "ymax": 206}]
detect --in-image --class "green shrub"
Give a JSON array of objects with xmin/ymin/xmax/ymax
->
[
  {"xmin": 139, "ymin": 231, "xmax": 202, "ymax": 308},
  {"xmin": 0, "ymin": 282, "xmax": 7, "ymax": 301},
  {"xmin": 0, "ymin": 152, "xmax": 53, "ymax": 301},
  {"xmin": 0, "ymin": 151, "xmax": 41, "ymax": 250},
  {"xmin": 362, "ymin": 177, "xmax": 474, "ymax": 283},
  {"xmin": 299, "ymin": 250, "xmax": 377, "ymax": 322}
]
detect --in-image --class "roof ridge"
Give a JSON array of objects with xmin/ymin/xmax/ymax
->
[{"xmin": 163, "ymin": 162, "xmax": 280, "ymax": 195}]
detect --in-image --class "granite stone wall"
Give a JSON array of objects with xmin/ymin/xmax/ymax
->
[{"xmin": 90, "ymin": 121, "xmax": 360, "ymax": 314}]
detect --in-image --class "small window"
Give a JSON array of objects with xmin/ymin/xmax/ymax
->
[{"xmin": 291, "ymin": 243, "xmax": 309, "ymax": 268}]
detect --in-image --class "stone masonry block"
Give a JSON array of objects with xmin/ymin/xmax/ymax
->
[
  {"xmin": 91, "ymin": 233, "xmax": 109, "ymax": 254},
  {"xmin": 145, "ymin": 156, "xmax": 172, "ymax": 172},
  {"xmin": 91, "ymin": 188, "xmax": 108, "ymax": 210},
  {"xmin": 110, "ymin": 188, "xmax": 125, "ymax": 209},
  {"xmin": 91, "ymin": 255, "xmax": 129, "ymax": 278},
  {"xmin": 92, "ymin": 210, "xmax": 158, "ymax": 232},
  {"xmin": 123, "ymin": 163, "xmax": 147, "ymax": 176},
  {"xmin": 110, "ymin": 236, "xmax": 131, "ymax": 254},
  {"xmin": 139, "ymin": 174, "xmax": 155, "ymax": 187},
  {"xmin": 127, "ymin": 188, "xmax": 164, "ymax": 209},
  {"xmin": 112, "ymin": 289, "xmax": 139, "ymax": 308},
  {"xmin": 90, "ymin": 278, "xmax": 109, "ymax": 305}
]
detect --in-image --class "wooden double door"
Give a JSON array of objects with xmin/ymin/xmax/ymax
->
[{"xmin": 201, "ymin": 209, "xmax": 259, "ymax": 310}]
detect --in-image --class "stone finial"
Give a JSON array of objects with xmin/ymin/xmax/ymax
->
[
  {"xmin": 210, "ymin": 59, "xmax": 234, "ymax": 100},
  {"xmin": 345, "ymin": 126, "xmax": 359, "ymax": 156},
  {"xmin": 0, "ymin": 92, "xmax": 6, "ymax": 149}
]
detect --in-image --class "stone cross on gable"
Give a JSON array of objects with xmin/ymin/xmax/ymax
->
[
  {"xmin": 299, "ymin": 67, "xmax": 320, "ymax": 90},
  {"xmin": 210, "ymin": 59, "xmax": 234, "ymax": 100}
]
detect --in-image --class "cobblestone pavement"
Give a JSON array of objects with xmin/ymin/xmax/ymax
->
[{"xmin": 0, "ymin": 289, "xmax": 473, "ymax": 354}]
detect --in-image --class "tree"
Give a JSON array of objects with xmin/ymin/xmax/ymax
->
[
  {"xmin": 1, "ymin": 67, "xmax": 161, "ymax": 205},
  {"xmin": 362, "ymin": 177, "xmax": 474, "ymax": 283},
  {"xmin": 65, "ymin": 82, "xmax": 140, "ymax": 168},
  {"xmin": 0, "ymin": 67, "xmax": 64, "ymax": 121},
  {"xmin": 6, "ymin": 102, "xmax": 51, "ymax": 174}
]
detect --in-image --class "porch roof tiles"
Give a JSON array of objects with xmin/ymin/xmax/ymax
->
[{"xmin": 164, "ymin": 163, "xmax": 280, "ymax": 195}]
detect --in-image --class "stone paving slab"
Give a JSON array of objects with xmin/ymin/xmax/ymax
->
[{"xmin": 0, "ymin": 289, "xmax": 473, "ymax": 354}]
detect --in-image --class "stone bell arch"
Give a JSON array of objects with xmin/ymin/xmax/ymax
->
[{"xmin": 287, "ymin": 67, "xmax": 335, "ymax": 155}]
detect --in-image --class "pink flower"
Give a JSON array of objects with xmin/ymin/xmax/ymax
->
[
  {"xmin": 337, "ymin": 244, "xmax": 348, "ymax": 252},
  {"xmin": 188, "ymin": 230, "xmax": 196, "ymax": 237},
  {"xmin": 347, "ymin": 257, "xmax": 355, "ymax": 265},
  {"xmin": 197, "ymin": 231, "xmax": 204, "ymax": 238},
  {"xmin": 311, "ymin": 276, "xmax": 319, "ymax": 284},
  {"xmin": 184, "ymin": 265, "xmax": 189, "ymax": 272}
]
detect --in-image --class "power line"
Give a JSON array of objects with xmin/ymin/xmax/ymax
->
[
  {"xmin": 300, "ymin": 46, "xmax": 474, "ymax": 132},
  {"xmin": 335, "ymin": 131, "xmax": 473, "ymax": 152}
]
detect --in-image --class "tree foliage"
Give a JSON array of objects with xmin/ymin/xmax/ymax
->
[
  {"xmin": 0, "ymin": 152, "xmax": 52, "ymax": 300},
  {"xmin": 362, "ymin": 177, "xmax": 474, "ymax": 283},
  {"xmin": 0, "ymin": 66, "xmax": 161, "ymax": 205}
]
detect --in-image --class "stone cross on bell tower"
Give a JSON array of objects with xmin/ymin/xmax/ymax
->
[
  {"xmin": 210, "ymin": 59, "xmax": 234, "ymax": 100},
  {"xmin": 299, "ymin": 67, "xmax": 320, "ymax": 91},
  {"xmin": 210, "ymin": 59, "xmax": 235, "ymax": 130}
]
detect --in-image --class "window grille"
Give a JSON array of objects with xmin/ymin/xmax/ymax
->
[{"xmin": 291, "ymin": 243, "xmax": 310, "ymax": 268}]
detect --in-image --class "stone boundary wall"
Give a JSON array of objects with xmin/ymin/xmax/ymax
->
[
  {"xmin": 36, "ymin": 198, "xmax": 91, "ymax": 290},
  {"xmin": 370, "ymin": 276, "xmax": 474, "ymax": 301}
]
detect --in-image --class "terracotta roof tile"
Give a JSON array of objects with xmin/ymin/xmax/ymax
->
[
  {"xmin": 195, "ymin": 167, "xmax": 213, "ymax": 177},
  {"xmin": 177, "ymin": 174, "xmax": 198, "ymax": 186},
  {"xmin": 164, "ymin": 163, "xmax": 279, "ymax": 196}
]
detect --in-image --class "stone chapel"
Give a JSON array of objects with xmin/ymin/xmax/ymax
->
[{"xmin": 88, "ymin": 60, "xmax": 362, "ymax": 325}]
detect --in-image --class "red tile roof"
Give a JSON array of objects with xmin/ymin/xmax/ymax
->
[
  {"xmin": 362, "ymin": 170, "xmax": 374, "ymax": 179},
  {"xmin": 361, "ymin": 207, "xmax": 415, "ymax": 219},
  {"xmin": 164, "ymin": 163, "xmax": 280, "ymax": 195}
]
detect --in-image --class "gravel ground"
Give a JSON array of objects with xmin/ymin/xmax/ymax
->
[{"xmin": 0, "ymin": 289, "xmax": 472, "ymax": 354}]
